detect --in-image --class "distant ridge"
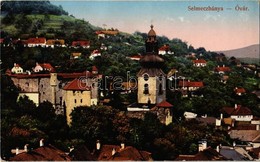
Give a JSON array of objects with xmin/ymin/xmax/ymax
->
[{"xmin": 216, "ymin": 44, "xmax": 259, "ymax": 59}]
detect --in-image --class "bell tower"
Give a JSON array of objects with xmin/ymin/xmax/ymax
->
[{"xmin": 137, "ymin": 25, "xmax": 166, "ymax": 105}]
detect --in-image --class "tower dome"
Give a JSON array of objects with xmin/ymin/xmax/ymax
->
[{"xmin": 148, "ymin": 25, "xmax": 156, "ymax": 36}]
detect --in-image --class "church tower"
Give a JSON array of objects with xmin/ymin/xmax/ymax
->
[{"xmin": 137, "ymin": 25, "xmax": 166, "ymax": 105}]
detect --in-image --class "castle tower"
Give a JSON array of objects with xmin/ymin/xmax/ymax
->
[{"xmin": 137, "ymin": 25, "xmax": 166, "ymax": 105}]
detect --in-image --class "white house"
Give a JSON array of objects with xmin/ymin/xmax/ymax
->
[
  {"xmin": 89, "ymin": 50, "xmax": 101, "ymax": 60},
  {"xmin": 11, "ymin": 63, "xmax": 23, "ymax": 74}
]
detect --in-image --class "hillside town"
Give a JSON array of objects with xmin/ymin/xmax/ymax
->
[{"xmin": 1, "ymin": 1, "xmax": 260, "ymax": 161}]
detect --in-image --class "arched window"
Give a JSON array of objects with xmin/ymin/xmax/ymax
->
[
  {"xmin": 144, "ymin": 83, "xmax": 149, "ymax": 94},
  {"xmin": 159, "ymin": 83, "xmax": 163, "ymax": 95},
  {"xmin": 143, "ymin": 74, "xmax": 149, "ymax": 81}
]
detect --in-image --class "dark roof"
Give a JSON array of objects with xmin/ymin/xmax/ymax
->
[
  {"xmin": 221, "ymin": 105, "xmax": 252, "ymax": 116},
  {"xmin": 9, "ymin": 145, "xmax": 71, "ymax": 161},
  {"xmin": 220, "ymin": 146, "xmax": 250, "ymax": 160},
  {"xmin": 97, "ymin": 145, "xmax": 151, "ymax": 161},
  {"xmin": 175, "ymin": 147, "xmax": 229, "ymax": 161},
  {"xmin": 137, "ymin": 68, "xmax": 165, "ymax": 77},
  {"xmin": 69, "ymin": 145, "xmax": 96, "ymax": 161}
]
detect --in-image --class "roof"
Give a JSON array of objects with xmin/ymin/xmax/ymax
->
[
  {"xmin": 92, "ymin": 49, "xmax": 100, "ymax": 54},
  {"xmin": 27, "ymin": 37, "xmax": 46, "ymax": 44},
  {"xmin": 193, "ymin": 59, "xmax": 207, "ymax": 64},
  {"xmin": 7, "ymin": 71, "xmax": 95, "ymax": 79},
  {"xmin": 148, "ymin": 25, "xmax": 156, "ymax": 36},
  {"xmin": 97, "ymin": 145, "xmax": 151, "ymax": 161},
  {"xmin": 179, "ymin": 81, "xmax": 204, "ymax": 87},
  {"xmin": 92, "ymin": 66, "xmax": 98, "ymax": 71},
  {"xmin": 234, "ymin": 87, "xmax": 246, "ymax": 94},
  {"xmin": 46, "ymin": 39, "xmax": 65, "ymax": 45},
  {"xmin": 175, "ymin": 147, "xmax": 229, "ymax": 161},
  {"xmin": 159, "ymin": 45, "xmax": 170, "ymax": 51},
  {"xmin": 9, "ymin": 145, "xmax": 71, "ymax": 161},
  {"xmin": 221, "ymin": 105, "xmax": 252, "ymax": 116},
  {"xmin": 72, "ymin": 40, "xmax": 90, "ymax": 47},
  {"xmin": 39, "ymin": 63, "xmax": 55, "ymax": 72},
  {"xmin": 220, "ymin": 146, "xmax": 253, "ymax": 160},
  {"xmin": 63, "ymin": 78, "xmax": 91, "ymax": 91},
  {"xmin": 215, "ymin": 66, "xmax": 231, "ymax": 72},
  {"xmin": 156, "ymin": 100, "xmax": 173, "ymax": 108},
  {"xmin": 229, "ymin": 130, "xmax": 260, "ymax": 142},
  {"xmin": 14, "ymin": 63, "xmax": 21, "ymax": 68},
  {"xmin": 69, "ymin": 144, "xmax": 96, "ymax": 161}
]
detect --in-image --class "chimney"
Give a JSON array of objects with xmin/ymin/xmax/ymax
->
[
  {"xmin": 16, "ymin": 147, "xmax": 19, "ymax": 155},
  {"xmin": 120, "ymin": 143, "xmax": 125, "ymax": 150},
  {"xmin": 96, "ymin": 140, "xmax": 101, "ymax": 150},
  {"xmin": 112, "ymin": 148, "xmax": 116, "ymax": 156},
  {"xmin": 24, "ymin": 144, "xmax": 29, "ymax": 152},
  {"xmin": 40, "ymin": 139, "xmax": 44, "ymax": 147},
  {"xmin": 256, "ymin": 125, "xmax": 259, "ymax": 131},
  {"xmin": 234, "ymin": 104, "xmax": 238, "ymax": 109},
  {"xmin": 223, "ymin": 65, "xmax": 225, "ymax": 67},
  {"xmin": 220, "ymin": 113, "xmax": 223, "ymax": 119}
]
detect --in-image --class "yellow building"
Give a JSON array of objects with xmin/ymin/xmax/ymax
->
[{"xmin": 63, "ymin": 78, "xmax": 97, "ymax": 125}]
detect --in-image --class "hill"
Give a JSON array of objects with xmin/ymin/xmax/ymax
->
[{"xmin": 217, "ymin": 44, "xmax": 259, "ymax": 59}]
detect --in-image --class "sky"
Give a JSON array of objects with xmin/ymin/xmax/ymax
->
[{"xmin": 51, "ymin": 0, "xmax": 259, "ymax": 51}]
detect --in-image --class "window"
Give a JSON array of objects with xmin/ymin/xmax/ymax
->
[
  {"xmin": 158, "ymin": 74, "xmax": 163, "ymax": 81},
  {"xmin": 80, "ymin": 99, "xmax": 83, "ymax": 103},
  {"xmin": 143, "ymin": 74, "xmax": 149, "ymax": 81},
  {"xmin": 74, "ymin": 99, "xmax": 77, "ymax": 103},
  {"xmin": 143, "ymin": 84, "xmax": 149, "ymax": 94},
  {"xmin": 159, "ymin": 83, "xmax": 163, "ymax": 95}
]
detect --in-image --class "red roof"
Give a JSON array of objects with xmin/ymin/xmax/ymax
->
[
  {"xmin": 215, "ymin": 66, "xmax": 231, "ymax": 72},
  {"xmin": 234, "ymin": 87, "xmax": 246, "ymax": 94},
  {"xmin": 63, "ymin": 78, "xmax": 91, "ymax": 91},
  {"xmin": 131, "ymin": 55, "xmax": 142, "ymax": 59},
  {"xmin": 14, "ymin": 63, "xmax": 21, "ymax": 67},
  {"xmin": 72, "ymin": 40, "xmax": 90, "ymax": 47},
  {"xmin": 221, "ymin": 105, "xmax": 252, "ymax": 115},
  {"xmin": 192, "ymin": 59, "xmax": 207, "ymax": 64},
  {"xmin": 92, "ymin": 49, "xmax": 100, "ymax": 54},
  {"xmin": 9, "ymin": 145, "xmax": 71, "ymax": 161},
  {"xmin": 156, "ymin": 100, "xmax": 173, "ymax": 107},
  {"xmin": 27, "ymin": 37, "xmax": 46, "ymax": 44},
  {"xmin": 97, "ymin": 145, "xmax": 151, "ymax": 161},
  {"xmin": 159, "ymin": 45, "xmax": 170, "ymax": 51},
  {"xmin": 92, "ymin": 66, "xmax": 98, "ymax": 71},
  {"xmin": 39, "ymin": 63, "xmax": 55, "ymax": 72},
  {"xmin": 0, "ymin": 38, "xmax": 4, "ymax": 43},
  {"xmin": 179, "ymin": 81, "xmax": 204, "ymax": 87}
]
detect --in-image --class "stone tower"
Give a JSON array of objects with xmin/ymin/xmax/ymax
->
[{"xmin": 137, "ymin": 25, "xmax": 166, "ymax": 105}]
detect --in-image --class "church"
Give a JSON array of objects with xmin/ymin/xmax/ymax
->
[{"xmin": 127, "ymin": 25, "xmax": 173, "ymax": 125}]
